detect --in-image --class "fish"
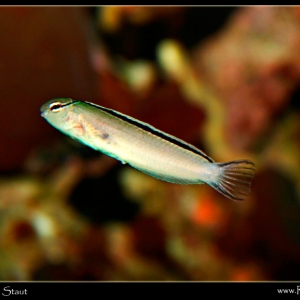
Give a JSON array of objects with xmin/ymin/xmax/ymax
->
[{"xmin": 40, "ymin": 98, "xmax": 255, "ymax": 201}]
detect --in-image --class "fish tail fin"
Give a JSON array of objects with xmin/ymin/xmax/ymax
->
[{"xmin": 209, "ymin": 159, "xmax": 255, "ymax": 201}]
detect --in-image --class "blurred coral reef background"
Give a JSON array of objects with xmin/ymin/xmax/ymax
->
[{"xmin": 1, "ymin": 6, "xmax": 300, "ymax": 281}]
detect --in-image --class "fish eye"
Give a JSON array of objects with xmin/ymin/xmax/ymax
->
[{"xmin": 49, "ymin": 102, "xmax": 63, "ymax": 112}]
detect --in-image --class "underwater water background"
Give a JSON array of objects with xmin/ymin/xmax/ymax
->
[{"xmin": 0, "ymin": 6, "xmax": 300, "ymax": 281}]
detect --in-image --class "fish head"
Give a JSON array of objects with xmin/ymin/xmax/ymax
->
[{"xmin": 40, "ymin": 98, "xmax": 77, "ymax": 133}]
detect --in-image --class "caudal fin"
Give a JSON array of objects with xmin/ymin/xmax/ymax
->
[{"xmin": 210, "ymin": 160, "xmax": 255, "ymax": 201}]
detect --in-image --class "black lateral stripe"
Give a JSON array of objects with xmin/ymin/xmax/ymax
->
[{"xmin": 81, "ymin": 100, "xmax": 213, "ymax": 162}]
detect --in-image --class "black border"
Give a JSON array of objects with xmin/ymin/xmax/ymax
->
[{"xmin": 1, "ymin": 281, "xmax": 300, "ymax": 297}]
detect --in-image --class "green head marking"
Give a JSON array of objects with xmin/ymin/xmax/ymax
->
[{"xmin": 40, "ymin": 98, "xmax": 76, "ymax": 116}]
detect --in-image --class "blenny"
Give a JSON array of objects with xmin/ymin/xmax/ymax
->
[{"xmin": 40, "ymin": 98, "xmax": 255, "ymax": 201}]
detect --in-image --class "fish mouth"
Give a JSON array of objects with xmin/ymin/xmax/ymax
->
[
  {"xmin": 40, "ymin": 102, "xmax": 50, "ymax": 117},
  {"xmin": 40, "ymin": 109, "xmax": 46, "ymax": 118}
]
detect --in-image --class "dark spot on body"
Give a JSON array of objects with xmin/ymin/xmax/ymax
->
[{"xmin": 102, "ymin": 133, "xmax": 109, "ymax": 139}]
